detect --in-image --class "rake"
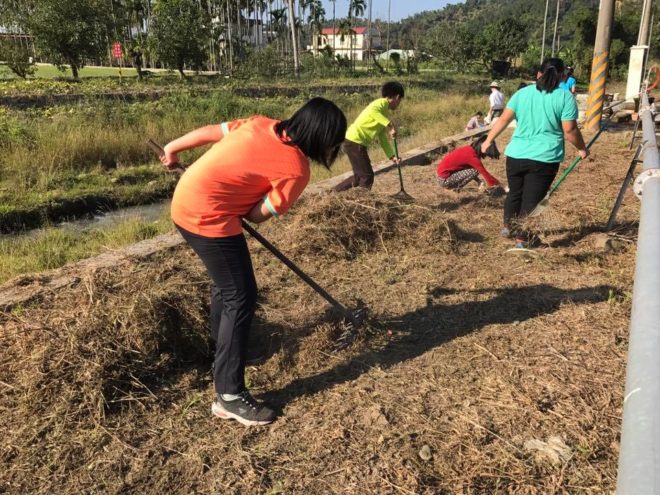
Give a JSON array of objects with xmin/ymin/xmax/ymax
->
[
  {"xmin": 391, "ymin": 138, "xmax": 414, "ymax": 201},
  {"xmin": 528, "ymin": 123, "xmax": 607, "ymax": 217},
  {"xmin": 146, "ymin": 138, "xmax": 366, "ymax": 350}
]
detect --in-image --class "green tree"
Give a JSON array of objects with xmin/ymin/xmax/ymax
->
[
  {"xmin": 425, "ymin": 21, "xmax": 477, "ymax": 70},
  {"xmin": 477, "ymin": 18, "xmax": 528, "ymax": 69},
  {"xmin": 0, "ymin": 39, "xmax": 36, "ymax": 78},
  {"xmin": 306, "ymin": 0, "xmax": 325, "ymax": 53},
  {"xmin": 25, "ymin": 0, "xmax": 109, "ymax": 79},
  {"xmin": 149, "ymin": 0, "xmax": 210, "ymax": 78}
]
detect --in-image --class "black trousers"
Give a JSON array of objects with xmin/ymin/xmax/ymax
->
[
  {"xmin": 177, "ymin": 225, "xmax": 257, "ymax": 395},
  {"xmin": 334, "ymin": 140, "xmax": 374, "ymax": 192},
  {"xmin": 504, "ymin": 157, "xmax": 559, "ymax": 234}
]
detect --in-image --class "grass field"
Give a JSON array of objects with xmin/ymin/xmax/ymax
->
[
  {"xmin": 0, "ymin": 75, "xmax": 492, "ymax": 282},
  {"xmin": 0, "ymin": 64, "xmax": 140, "ymax": 80}
]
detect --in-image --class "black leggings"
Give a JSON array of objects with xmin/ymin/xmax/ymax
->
[
  {"xmin": 504, "ymin": 157, "xmax": 559, "ymax": 235},
  {"xmin": 177, "ymin": 225, "xmax": 257, "ymax": 395}
]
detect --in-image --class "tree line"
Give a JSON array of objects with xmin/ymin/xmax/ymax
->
[
  {"xmin": 393, "ymin": 0, "xmax": 660, "ymax": 80},
  {"xmin": 0, "ymin": 0, "xmax": 656, "ymax": 80},
  {"xmin": 0, "ymin": 0, "xmax": 376, "ymax": 79}
]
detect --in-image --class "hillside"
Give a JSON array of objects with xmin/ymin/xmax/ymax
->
[{"xmin": 387, "ymin": 0, "xmax": 654, "ymax": 77}]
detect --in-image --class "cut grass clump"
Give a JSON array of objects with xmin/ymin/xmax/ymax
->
[{"xmin": 278, "ymin": 189, "xmax": 457, "ymax": 261}]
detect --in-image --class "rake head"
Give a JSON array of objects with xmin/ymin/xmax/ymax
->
[
  {"xmin": 528, "ymin": 196, "xmax": 550, "ymax": 217},
  {"xmin": 391, "ymin": 189, "xmax": 415, "ymax": 202},
  {"xmin": 333, "ymin": 307, "xmax": 368, "ymax": 351}
]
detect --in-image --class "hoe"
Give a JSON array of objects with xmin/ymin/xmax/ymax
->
[{"xmin": 146, "ymin": 139, "xmax": 366, "ymax": 350}]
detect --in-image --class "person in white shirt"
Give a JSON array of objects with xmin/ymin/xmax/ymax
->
[{"xmin": 487, "ymin": 81, "xmax": 505, "ymax": 123}]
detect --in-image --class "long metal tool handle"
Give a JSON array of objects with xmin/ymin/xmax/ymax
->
[
  {"xmin": 547, "ymin": 124, "xmax": 605, "ymax": 196},
  {"xmin": 393, "ymin": 138, "xmax": 406, "ymax": 191},
  {"xmin": 606, "ymin": 144, "xmax": 643, "ymax": 231},
  {"xmin": 146, "ymin": 139, "xmax": 355, "ymax": 322},
  {"xmin": 239, "ymin": 220, "xmax": 352, "ymax": 318},
  {"xmin": 146, "ymin": 138, "xmax": 186, "ymax": 174}
]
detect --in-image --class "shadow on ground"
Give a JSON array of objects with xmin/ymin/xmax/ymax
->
[{"xmin": 264, "ymin": 283, "xmax": 611, "ymax": 409}]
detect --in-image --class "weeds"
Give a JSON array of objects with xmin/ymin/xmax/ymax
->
[{"xmin": 0, "ymin": 214, "xmax": 172, "ymax": 283}]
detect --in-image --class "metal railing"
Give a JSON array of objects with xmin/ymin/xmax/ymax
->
[{"xmin": 616, "ymin": 90, "xmax": 660, "ymax": 494}]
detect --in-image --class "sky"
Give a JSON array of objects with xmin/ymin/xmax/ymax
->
[{"xmin": 320, "ymin": 0, "xmax": 456, "ymax": 22}]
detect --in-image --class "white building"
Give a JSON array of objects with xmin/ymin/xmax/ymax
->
[{"xmin": 308, "ymin": 26, "xmax": 382, "ymax": 61}]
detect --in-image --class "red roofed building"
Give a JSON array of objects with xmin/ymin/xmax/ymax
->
[{"xmin": 307, "ymin": 26, "xmax": 382, "ymax": 61}]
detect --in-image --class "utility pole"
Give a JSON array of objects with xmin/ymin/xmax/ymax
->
[
  {"xmin": 541, "ymin": 0, "xmax": 550, "ymax": 64},
  {"xmin": 386, "ymin": 0, "xmax": 391, "ymax": 71},
  {"xmin": 287, "ymin": 0, "xmax": 299, "ymax": 76},
  {"xmin": 551, "ymin": 0, "xmax": 561, "ymax": 57},
  {"xmin": 586, "ymin": 0, "xmax": 615, "ymax": 132},
  {"xmin": 639, "ymin": 0, "xmax": 653, "ymax": 45},
  {"xmin": 367, "ymin": 0, "xmax": 373, "ymax": 71}
]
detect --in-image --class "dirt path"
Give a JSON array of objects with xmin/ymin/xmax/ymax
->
[{"xmin": 1, "ymin": 129, "xmax": 638, "ymax": 494}]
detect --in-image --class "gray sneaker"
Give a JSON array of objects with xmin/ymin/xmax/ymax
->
[{"xmin": 211, "ymin": 391, "xmax": 276, "ymax": 426}]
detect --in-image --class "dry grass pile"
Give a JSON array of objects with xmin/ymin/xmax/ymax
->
[
  {"xmin": 1, "ymin": 256, "xmax": 212, "ymax": 490},
  {"xmin": 0, "ymin": 129, "xmax": 641, "ymax": 494},
  {"xmin": 0, "ymin": 250, "xmax": 358, "ymax": 494},
  {"xmin": 279, "ymin": 189, "xmax": 457, "ymax": 261}
]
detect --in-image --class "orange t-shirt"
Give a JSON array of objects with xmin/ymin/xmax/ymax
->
[{"xmin": 171, "ymin": 116, "xmax": 310, "ymax": 237}]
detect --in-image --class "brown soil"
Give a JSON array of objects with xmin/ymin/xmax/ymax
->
[{"xmin": 0, "ymin": 129, "xmax": 638, "ymax": 494}]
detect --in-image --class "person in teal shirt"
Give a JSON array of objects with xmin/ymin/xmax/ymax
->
[
  {"xmin": 481, "ymin": 58, "xmax": 588, "ymax": 248},
  {"xmin": 334, "ymin": 81, "xmax": 404, "ymax": 192},
  {"xmin": 559, "ymin": 66, "xmax": 577, "ymax": 95}
]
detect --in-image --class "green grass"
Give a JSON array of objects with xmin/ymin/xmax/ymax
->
[
  {"xmin": 0, "ymin": 214, "xmax": 173, "ymax": 284},
  {"xmin": 0, "ymin": 64, "xmax": 139, "ymax": 80},
  {"xmin": 0, "ymin": 76, "xmax": 488, "ymax": 281},
  {"xmin": 1, "ymin": 82, "xmax": 484, "ymax": 219}
]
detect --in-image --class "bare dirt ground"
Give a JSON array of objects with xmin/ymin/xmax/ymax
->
[{"xmin": 1, "ymin": 128, "xmax": 640, "ymax": 494}]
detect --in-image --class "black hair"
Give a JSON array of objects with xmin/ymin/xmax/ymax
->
[
  {"xmin": 471, "ymin": 135, "xmax": 500, "ymax": 160},
  {"xmin": 275, "ymin": 97, "xmax": 347, "ymax": 169},
  {"xmin": 536, "ymin": 58, "xmax": 565, "ymax": 93},
  {"xmin": 517, "ymin": 82, "xmax": 528, "ymax": 91},
  {"xmin": 475, "ymin": 111, "xmax": 484, "ymax": 117},
  {"xmin": 382, "ymin": 81, "xmax": 405, "ymax": 99}
]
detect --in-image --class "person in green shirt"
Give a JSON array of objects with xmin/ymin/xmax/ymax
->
[
  {"xmin": 481, "ymin": 58, "xmax": 588, "ymax": 249},
  {"xmin": 334, "ymin": 81, "xmax": 404, "ymax": 192}
]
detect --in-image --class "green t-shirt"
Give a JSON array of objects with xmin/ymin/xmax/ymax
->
[
  {"xmin": 345, "ymin": 97, "xmax": 395, "ymax": 159},
  {"xmin": 505, "ymin": 84, "xmax": 578, "ymax": 163}
]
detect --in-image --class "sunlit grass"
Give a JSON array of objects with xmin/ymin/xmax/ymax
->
[
  {"xmin": 0, "ymin": 213, "xmax": 173, "ymax": 284},
  {"xmin": 1, "ymin": 81, "xmax": 491, "ymax": 281}
]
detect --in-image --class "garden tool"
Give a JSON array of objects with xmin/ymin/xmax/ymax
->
[
  {"xmin": 391, "ymin": 138, "xmax": 414, "ymax": 201},
  {"xmin": 146, "ymin": 138, "xmax": 366, "ymax": 350},
  {"xmin": 529, "ymin": 120, "xmax": 608, "ymax": 217}
]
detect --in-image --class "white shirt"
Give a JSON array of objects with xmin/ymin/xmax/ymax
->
[{"xmin": 489, "ymin": 89, "xmax": 505, "ymax": 110}]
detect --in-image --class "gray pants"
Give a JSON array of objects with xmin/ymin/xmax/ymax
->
[{"xmin": 436, "ymin": 168, "xmax": 480, "ymax": 189}]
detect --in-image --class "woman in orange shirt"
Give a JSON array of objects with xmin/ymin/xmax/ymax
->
[{"xmin": 161, "ymin": 98, "xmax": 347, "ymax": 426}]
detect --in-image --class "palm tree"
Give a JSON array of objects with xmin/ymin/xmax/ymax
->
[
  {"xmin": 348, "ymin": 0, "xmax": 366, "ymax": 67},
  {"xmin": 331, "ymin": 0, "xmax": 336, "ymax": 55},
  {"xmin": 271, "ymin": 7, "xmax": 287, "ymax": 56},
  {"xmin": 338, "ymin": 19, "xmax": 354, "ymax": 66},
  {"xmin": 307, "ymin": 0, "xmax": 325, "ymax": 54},
  {"xmin": 286, "ymin": 0, "xmax": 299, "ymax": 75}
]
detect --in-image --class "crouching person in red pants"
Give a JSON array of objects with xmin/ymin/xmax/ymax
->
[{"xmin": 436, "ymin": 135, "xmax": 503, "ymax": 193}]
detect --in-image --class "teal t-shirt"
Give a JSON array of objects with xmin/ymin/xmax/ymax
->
[{"xmin": 505, "ymin": 84, "xmax": 578, "ymax": 163}]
